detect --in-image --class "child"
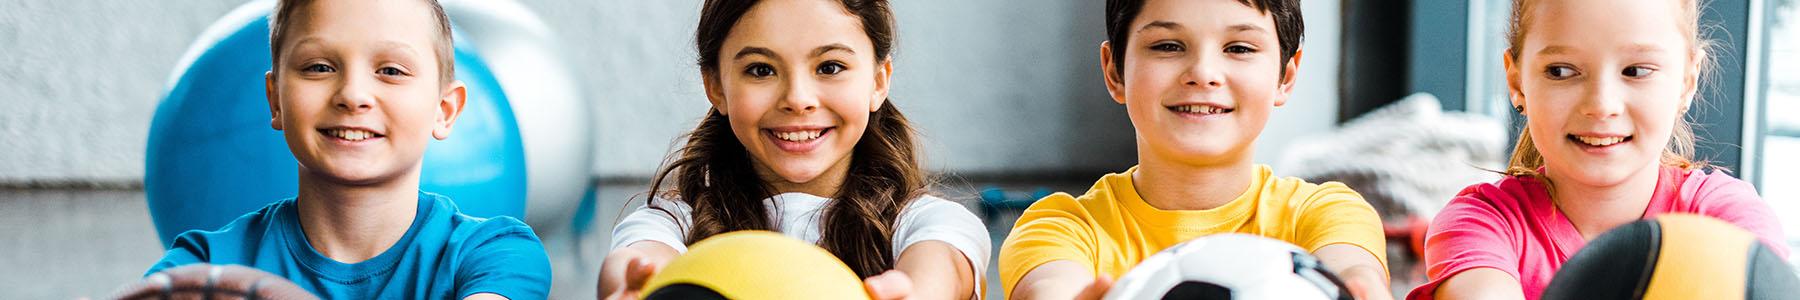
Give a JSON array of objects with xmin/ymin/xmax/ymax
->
[
  {"xmin": 1409, "ymin": 0, "xmax": 1789, "ymax": 299},
  {"xmin": 137, "ymin": 0, "xmax": 552, "ymax": 299},
  {"xmin": 999, "ymin": 0, "xmax": 1391, "ymax": 299},
  {"xmin": 596, "ymin": 0, "xmax": 990, "ymax": 299}
]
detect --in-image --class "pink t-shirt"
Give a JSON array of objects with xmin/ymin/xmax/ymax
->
[{"xmin": 1406, "ymin": 167, "xmax": 1788, "ymax": 300}]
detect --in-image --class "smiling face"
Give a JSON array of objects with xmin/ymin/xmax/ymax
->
[
  {"xmin": 702, "ymin": 0, "xmax": 891, "ymax": 191},
  {"xmin": 1507, "ymin": 0, "xmax": 1699, "ymax": 188},
  {"xmin": 1102, "ymin": 0, "xmax": 1299, "ymax": 167},
  {"xmin": 266, "ymin": 0, "xmax": 465, "ymax": 187}
]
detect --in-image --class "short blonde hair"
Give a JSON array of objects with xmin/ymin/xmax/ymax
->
[{"xmin": 268, "ymin": 0, "xmax": 456, "ymax": 85}]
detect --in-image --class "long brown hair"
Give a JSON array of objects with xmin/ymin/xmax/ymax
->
[
  {"xmin": 647, "ymin": 0, "xmax": 923, "ymax": 278},
  {"xmin": 1502, "ymin": 0, "xmax": 1713, "ymax": 182}
]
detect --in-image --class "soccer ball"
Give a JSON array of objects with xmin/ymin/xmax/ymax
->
[{"xmin": 1104, "ymin": 234, "xmax": 1352, "ymax": 300}]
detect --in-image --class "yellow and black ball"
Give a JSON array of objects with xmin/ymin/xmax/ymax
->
[
  {"xmin": 1541, "ymin": 214, "xmax": 1799, "ymax": 300},
  {"xmin": 640, "ymin": 231, "xmax": 869, "ymax": 300}
]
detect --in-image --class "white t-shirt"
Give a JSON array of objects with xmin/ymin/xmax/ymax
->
[{"xmin": 611, "ymin": 192, "xmax": 992, "ymax": 298}]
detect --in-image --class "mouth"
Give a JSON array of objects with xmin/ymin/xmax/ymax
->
[
  {"xmin": 765, "ymin": 126, "xmax": 833, "ymax": 153},
  {"xmin": 1567, "ymin": 133, "xmax": 1632, "ymax": 150},
  {"xmin": 318, "ymin": 127, "xmax": 385, "ymax": 143},
  {"xmin": 1167, "ymin": 103, "xmax": 1234, "ymax": 117}
]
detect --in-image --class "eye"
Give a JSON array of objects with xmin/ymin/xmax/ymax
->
[
  {"xmin": 301, "ymin": 63, "xmax": 336, "ymax": 74},
  {"xmin": 1224, "ymin": 43, "xmax": 1257, "ymax": 54},
  {"xmin": 816, "ymin": 61, "xmax": 846, "ymax": 75},
  {"xmin": 744, "ymin": 63, "xmax": 776, "ymax": 78},
  {"xmin": 1544, "ymin": 65, "xmax": 1580, "ymax": 80},
  {"xmin": 377, "ymin": 66, "xmax": 407, "ymax": 76},
  {"xmin": 1149, "ymin": 41, "xmax": 1184, "ymax": 53},
  {"xmin": 1621, "ymin": 66, "xmax": 1655, "ymax": 79}
]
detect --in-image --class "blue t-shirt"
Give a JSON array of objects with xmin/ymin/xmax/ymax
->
[{"xmin": 147, "ymin": 192, "xmax": 551, "ymax": 299}]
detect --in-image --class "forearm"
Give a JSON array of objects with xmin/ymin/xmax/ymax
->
[
  {"xmin": 1436, "ymin": 268, "xmax": 1525, "ymax": 300},
  {"xmin": 895, "ymin": 241, "xmax": 976, "ymax": 300},
  {"xmin": 1009, "ymin": 260, "xmax": 1096, "ymax": 300}
]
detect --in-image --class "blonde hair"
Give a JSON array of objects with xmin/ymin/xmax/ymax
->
[{"xmin": 1503, "ymin": 0, "xmax": 1713, "ymax": 181}]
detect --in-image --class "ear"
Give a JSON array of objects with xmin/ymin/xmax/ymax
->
[
  {"xmin": 870, "ymin": 57, "xmax": 893, "ymax": 112},
  {"xmin": 432, "ymin": 80, "xmax": 468, "ymax": 140},
  {"xmin": 700, "ymin": 69, "xmax": 731, "ymax": 115},
  {"xmin": 1274, "ymin": 47, "xmax": 1304, "ymax": 107},
  {"xmin": 265, "ymin": 71, "xmax": 282, "ymax": 131},
  {"xmin": 1680, "ymin": 50, "xmax": 1702, "ymax": 113},
  {"xmin": 1100, "ymin": 41, "xmax": 1126, "ymax": 105},
  {"xmin": 1503, "ymin": 50, "xmax": 1526, "ymax": 113}
]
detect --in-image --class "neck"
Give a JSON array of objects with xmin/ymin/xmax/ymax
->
[
  {"xmin": 1545, "ymin": 162, "xmax": 1662, "ymax": 240},
  {"xmin": 294, "ymin": 169, "xmax": 420, "ymax": 264},
  {"xmin": 760, "ymin": 155, "xmax": 853, "ymax": 199},
  {"xmin": 1132, "ymin": 145, "xmax": 1256, "ymax": 211}
]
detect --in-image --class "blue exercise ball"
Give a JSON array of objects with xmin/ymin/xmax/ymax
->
[{"xmin": 145, "ymin": 1, "xmax": 527, "ymax": 247}]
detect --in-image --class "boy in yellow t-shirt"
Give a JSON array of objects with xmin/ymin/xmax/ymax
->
[{"xmin": 998, "ymin": 0, "xmax": 1389, "ymax": 299}]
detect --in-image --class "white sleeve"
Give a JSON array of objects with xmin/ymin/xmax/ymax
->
[
  {"xmin": 609, "ymin": 197, "xmax": 693, "ymax": 253},
  {"xmin": 892, "ymin": 196, "xmax": 992, "ymax": 299}
]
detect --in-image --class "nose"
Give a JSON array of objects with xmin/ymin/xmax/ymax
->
[
  {"xmin": 778, "ymin": 76, "xmax": 820, "ymax": 114},
  {"xmin": 1181, "ymin": 54, "xmax": 1224, "ymax": 89},
  {"xmin": 332, "ymin": 73, "xmax": 375, "ymax": 114},
  {"xmin": 1576, "ymin": 77, "xmax": 1625, "ymax": 120}
]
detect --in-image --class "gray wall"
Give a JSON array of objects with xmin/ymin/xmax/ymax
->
[{"xmin": 0, "ymin": 0, "xmax": 1340, "ymax": 184}]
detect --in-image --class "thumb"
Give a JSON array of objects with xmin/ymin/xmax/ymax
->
[
  {"xmin": 863, "ymin": 270, "xmax": 914, "ymax": 300},
  {"xmin": 625, "ymin": 258, "xmax": 659, "ymax": 291},
  {"xmin": 1074, "ymin": 275, "xmax": 1114, "ymax": 300}
]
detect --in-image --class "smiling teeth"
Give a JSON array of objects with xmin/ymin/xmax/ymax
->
[
  {"xmin": 1173, "ymin": 105, "xmax": 1226, "ymax": 114},
  {"xmin": 774, "ymin": 130, "xmax": 822, "ymax": 142},
  {"xmin": 1575, "ymin": 136, "xmax": 1625, "ymax": 146},
  {"xmin": 327, "ymin": 129, "xmax": 376, "ymax": 141}
]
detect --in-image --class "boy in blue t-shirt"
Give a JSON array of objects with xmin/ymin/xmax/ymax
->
[{"xmin": 133, "ymin": 0, "xmax": 551, "ymax": 299}]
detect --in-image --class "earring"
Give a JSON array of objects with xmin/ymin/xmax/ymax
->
[{"xmin": 1514, "ymin": 105, "xmax": 1524, "ymax": 113}]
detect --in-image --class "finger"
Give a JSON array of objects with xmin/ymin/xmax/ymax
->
[
  {"xmin": 1074, "ymin": 275, "xmax": 1114, "ymax": 300},
  {"xmin": 863, "ymin": 270, "xmax": 914, "ymax": 300},
  {"xmin": 625, "ymin": 258, "xmax": 658, "ymax": 291}
]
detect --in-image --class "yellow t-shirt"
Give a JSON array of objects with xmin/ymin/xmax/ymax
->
[{"xmin": 998, "ymin": 165, "xmax": 1388, "ymax": 297}]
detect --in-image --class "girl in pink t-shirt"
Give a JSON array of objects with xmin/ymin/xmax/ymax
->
[{"xmin": 1408, "ymin": 0, "xmax": 1789, "ymax": 299}]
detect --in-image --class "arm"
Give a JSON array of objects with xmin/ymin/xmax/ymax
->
[
  {"xmin": 598, "ymin": 241, "xmax": 679, "ymax": 300},
  {"xmin": 1314, "ymin": 243, "xmax": 1392, "ymax": 300},
  {"xmin": 887, "ymin": 241, "xmax": 976, "ymax": 300},
  {"xmin": 1433, "ymin": 267, "xmax": 1525, "ymax": 300},
  {"xmin": 1009, "ymin": 260, "xmax": 1111, "ymax": 300}
]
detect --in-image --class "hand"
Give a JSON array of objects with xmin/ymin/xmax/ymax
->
[
  {"xmin": 600, "ymin": 256, "xmax": 660, "ymax": 300},
  {"xmin": 1073, "ymin": 275, "xmax": 1113, "ymax": 300},
  {"xmin": 864, "ymin": 270, "xmax": 914, "ymax": 300},
  {"xmin": 110, "ymin": 264, "xmax": 318, "ymax": 300}
]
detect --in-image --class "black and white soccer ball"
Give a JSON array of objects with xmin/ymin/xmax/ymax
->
[{"xmin": 1103, "ymin": 234, "xmax": 1352, "ymax": 300}]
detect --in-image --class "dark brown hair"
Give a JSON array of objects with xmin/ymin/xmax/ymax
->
[
  {"xmin": 269, "ymin": 0, "xmax": 456, "ymax": 85},
  {"xmin": 1105, "ymin": 0, "xmax": 1304, "ymax": 78},
  {"xmin": 1503, "ymin": 0, "xmax": 1711, "ymax": 181},
  {"xmin": 651, "ymin": 0, "xmax": 923, "ymax": 278}
]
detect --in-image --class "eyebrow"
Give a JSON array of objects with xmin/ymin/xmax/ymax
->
[
  {"xmin": 1136, "ymin": 21, "xmax": 1268, "ymax": 35},
  {"xmin": 286, "ymin": 37, "xmax": 419, "ymax": 56},
  {"xmin": 734, "ymin": 46, "xmax": 776, "ymax": 60},
  {"xmin": 1137, "ymin": 20, "xmax": 1183, "ymax": 33},
  {"xmin": 732, "ymin": 44, "xmax": 857, "ymax": 61},
  {"xmin": 1226, "ymin": 23, "xmax": 1269, "ymax": 34},
  {"xmin": 1535, "ymin": 44, "xmax": 1667, "ymax": 56},
  {"xmin": 811, "ymin": 43, "xmax": 855, "ymax": 57}
]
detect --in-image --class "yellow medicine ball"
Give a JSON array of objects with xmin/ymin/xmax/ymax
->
[
  {"xmin": 641, "ymin": 230, "xmax": 870, "ymax": 300},
  {"xmin": 1541, "ymin": 214, "xmax": 1799, "ymax": 300}
]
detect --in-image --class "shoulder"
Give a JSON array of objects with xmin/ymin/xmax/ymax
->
[
  {"xmin": 1441, "ymin": 175, "xmax": 1542, "ymax": 218},
  {"xmin": 897, "ymin": 195, "xmax": 984, "ymax": 230},
  {"xmin": 1678, "ymin": 168, "xmax": 1761, "ymax": 203},
  {"xmin": 421, "ymin": 193, "xmax": 544, "ymax": 248},
  {"xmin": 151, "ymin": 198, "xmax": 296, "ymax": 274}
]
